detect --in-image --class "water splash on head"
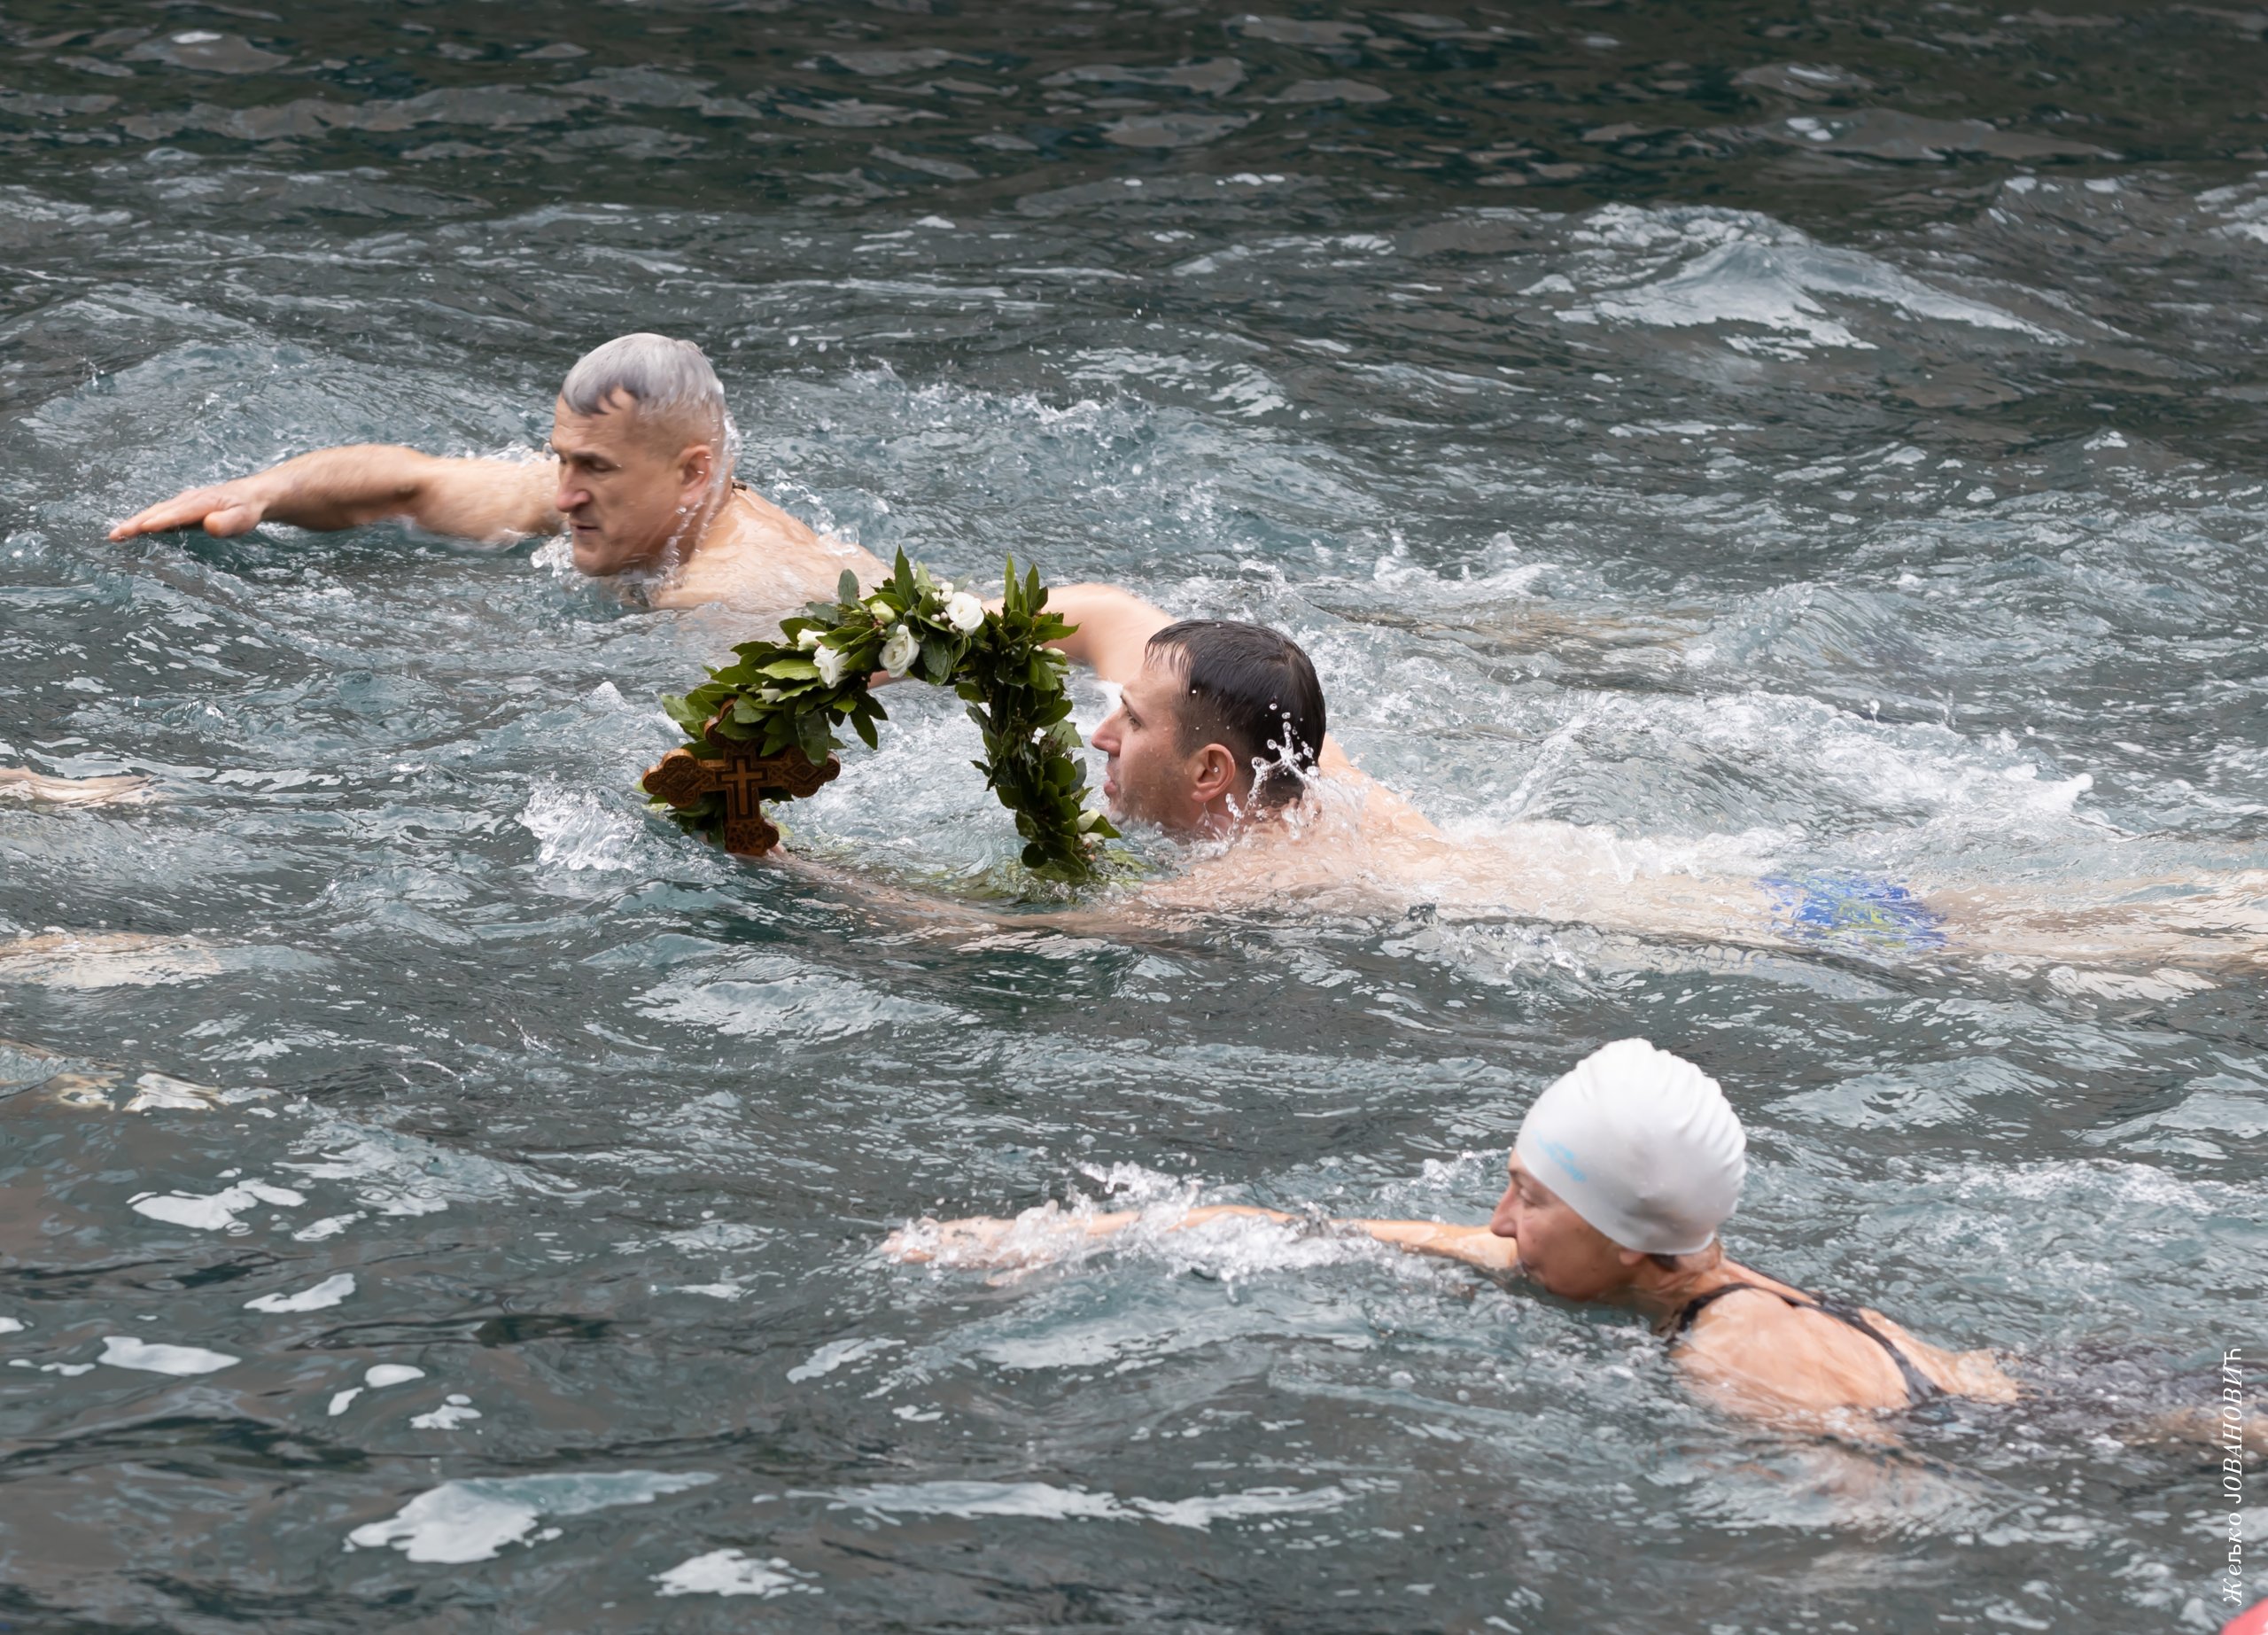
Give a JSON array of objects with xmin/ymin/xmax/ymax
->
[{"xmin": 1248, "ymin": 699, "xmax": 1324, "ymax": 816}]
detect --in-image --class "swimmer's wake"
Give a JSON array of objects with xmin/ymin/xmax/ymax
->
[{"xmin": 645, "ymin": 552, "xmax": 1119, "ymax": 881}]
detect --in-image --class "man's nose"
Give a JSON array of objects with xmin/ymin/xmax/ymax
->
[{"xmin": 1091, "ymin": 710, "xmax": 1123, "ymax": 752}]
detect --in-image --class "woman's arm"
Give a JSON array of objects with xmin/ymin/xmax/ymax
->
[
  {"xmin": 883, "ymin": 1202, "xmax": 1518, "ymax": 1273},
  {"xmin": 1348, "ymin": 1217, "xmax": 1521, "ymax": 1272}
]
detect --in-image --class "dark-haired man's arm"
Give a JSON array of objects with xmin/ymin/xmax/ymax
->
[{"xmin": 1029, "ymin": 582, "xmax": 1172, "ymax": 687}]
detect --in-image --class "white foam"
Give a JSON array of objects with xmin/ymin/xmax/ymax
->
[
  {"xmin": 245, "ymin": 1273, "xmax": 355, "ymax": 1313},
  {"xmin": 828, "ymin": 1481, "xmax": 1131, "ymax": 1522},
  {"xmin": 123, "ymin": 1074, "xmax": 224, "ymax": 1112},
  {"xmin": 1549, "ymin": 206, "xmax": 2057, "ymax": 354},
  {"xmin": 826, "ymin": 1480, "xmax": 1354, "ymax": 1530},
  {"xmin": 348, "ymin": 1483, "xmax": 546, "ymax": 1565},
  {"xmin": 327, "ymin": 1388, "xmax": 361, "ymax": 1416},
  {"xmin": 1067, "ymin": 346, "xmax": 1288, "ymax": 421},
  {"xmin": 529, "ymin": 533, "xmax": 576, "ymax": 576},
  {"xmin": 0, "ymin": 1318, "xmax": 23, "ymax": 1335},
  {"xmin": 1573, "ymin": 238, "xmax": 2054, "ymax": 351},
  {"xmin": 641, "ymin": 954, "xmax": 964, "ymax": 1042},
  {"xmin": 410, "ymin": 1394, "xmax": 481, "ymax": 1430},
  {"xmin": 129, "ymin": 1180, "xmax": 305, "ymax": 1232},
  {"xmin": 283, "ymin": 1117, "xmax": 532, "ymax": 1219},
  {"xmin": 653, "ymin": 1548, "xmax": 815, "ymax": 1599},
  {"xmin": 1572, "ymin": 240, "xmax": 1868, "ymax": 349},
  {"xmin": 519, "ymin": 782, "xmax": 644, "ymax": 873},
  {"xmin": 97, "ymin": 1335, "xmax": 237, "ymax": 1375},
  {"xmin": 346, "ymin": 1471, "xmax": 715, "ymax": 1563},
  {"xmin": 1135, "ymin": 1487, "xmax": 1357, "ymax": 1528},
  {"xmin": 787, "ymin": 1336, "xmax": 900, "ymax": 1382},
  {"xmin": 365, "ymin": 1364, "xmax": 425, "ymax": 1389},
  {"xmin": 0, "ymin": 933, "xmax": 222, "ymax": 991}
]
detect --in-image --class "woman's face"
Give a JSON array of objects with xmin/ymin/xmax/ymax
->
[{"xmin": 1488, "ymin": 1152, "xmax": 1640, "ymax": 1302}]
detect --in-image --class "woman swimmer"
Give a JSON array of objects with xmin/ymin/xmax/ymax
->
[{"xmin": 886, "ymin": 1039, "xmax": 2018, "ymax": 1429}]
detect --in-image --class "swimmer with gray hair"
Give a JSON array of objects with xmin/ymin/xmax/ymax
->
[
  {"xmin": 889, "ymin": 1039, "xmax": 2020, "ymax": 1428},
  {"xmin": 111, "ymin": 332, "xmax": 883, "ymax": 621}
]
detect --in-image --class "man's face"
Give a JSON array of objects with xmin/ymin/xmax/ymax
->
[
  {"xmin": 1489, "ymin": 1153, "xmax": 1635, "ymax": 1302},
  {"xmin": 1088, "ymin": 652, "xmax": 1219, "ymax": 835},
  {"xmin": 549, "ymin": 393, "xmax": 706, "ymax": 577}
]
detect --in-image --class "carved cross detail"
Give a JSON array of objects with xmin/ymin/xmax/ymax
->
[{"xmin": 642, "ymin": 720, "xmax": 841, "ymax": 857}]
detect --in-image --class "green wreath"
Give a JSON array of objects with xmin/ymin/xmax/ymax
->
[{"xmin": 651, "ymin": 552, "xmax": 1120, "ymax": 882}]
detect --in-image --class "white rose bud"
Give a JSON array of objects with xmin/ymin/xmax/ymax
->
[
  {"xmin": 880, "ymin": 623, "xmax": 920, "ymax": 677},
  {"xmin": 866, "ymin": 596, "xmax": 894, "ymax": 623},
  {"xmin": 944, "ymin": 590, "xmax": 985, "ymax": 634},
  {"xmin": 813, "ymin": 644, "xmax": 848, "ymax": 687},
  {"xmin": 796, "ymin": 627, "xmax": 821, "ymax": 650}
]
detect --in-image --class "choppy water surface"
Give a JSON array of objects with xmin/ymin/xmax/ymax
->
[{"xmin": 3, "ymin": 2, "xmax": 2265, "ymax": 1630}]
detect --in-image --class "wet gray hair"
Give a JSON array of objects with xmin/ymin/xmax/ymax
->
[{"xmin": 558, "ymin": 332, "xmax": 728, "ymax": 447}]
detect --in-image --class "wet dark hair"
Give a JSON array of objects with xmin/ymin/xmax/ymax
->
[{"xmin": 1146, "ymin": 619, "xmax": 1326, "ymax": 808}]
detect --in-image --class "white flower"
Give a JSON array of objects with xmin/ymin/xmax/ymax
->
[
  {"xmin": 933, "ymin": 578, "xmax": 955, "ymax": 596},
  {"xmin": 813, "ymin": 644, "xmax": 848, "ymax": 687},
  {"xmin": 879, "ymin": 624, "xmax": 920, "ymax": 677},
  {"xmin": 944, "ymin": 590, "xmax": 985, "ymax": 634},
  {"xmin": 865, "ymin": 596, "xmax": 894, "ymax": 622},
  {"xmin": 796, "ymin": 627, "xmax": 821, "ymax": 650}
]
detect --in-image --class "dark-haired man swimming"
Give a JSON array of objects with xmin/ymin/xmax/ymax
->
[
  {"xmin": 1034, "ymin": 586, "xmax": 2264, "ymax": 966},
  {"xmin": 110, "ymin": 332, "xmax": 883, "ymax": 622},
  {"xmin": 1035, "ymin": 585, "xmax": 1803, "ymax": 938}
]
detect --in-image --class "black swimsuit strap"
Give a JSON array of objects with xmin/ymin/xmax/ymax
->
[
  {"xmin": 1666, "ymin": 1281, "xmax": 1943, "ymax": 1404},
  {"xmin": 1806, "ymin": 1294, "xmax": 1945, "ymax": 1405},
  {"xmin": 1667, "ymin": 1280, "xmax": 1767, "ymax": 1335}
]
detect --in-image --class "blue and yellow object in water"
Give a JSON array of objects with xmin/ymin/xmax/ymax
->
[{"xmin": 1759, "ymin": 870, "xmax": 1947, "ymax": 954}]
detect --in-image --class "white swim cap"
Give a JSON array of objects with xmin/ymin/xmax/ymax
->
[{"xmin": 1513, "ymin": 1039, "xmax": 1746, "ymax": 1256}]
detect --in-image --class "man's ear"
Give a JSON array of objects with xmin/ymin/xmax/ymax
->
[
  {"xmin": 675, "ymin": 442, "xmax": 715, "ymax": 495},
  {"xmin": 1190, "ymin": 742, "xmax": 1241, "ymax": 803}
]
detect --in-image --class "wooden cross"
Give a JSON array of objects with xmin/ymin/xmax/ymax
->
[{"xmin": 641, "ymin": 719, "xmax": 840, "ymax": 857}]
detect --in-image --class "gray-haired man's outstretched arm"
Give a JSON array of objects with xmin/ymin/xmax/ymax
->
[{"xmin": 110, "ymin": 446, "xmax": 555, "ymax": 544}]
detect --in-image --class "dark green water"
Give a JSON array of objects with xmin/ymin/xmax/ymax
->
[{"xmin": 2, "ymin": 3, "xmax": 2264, "ymax": 1631}]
